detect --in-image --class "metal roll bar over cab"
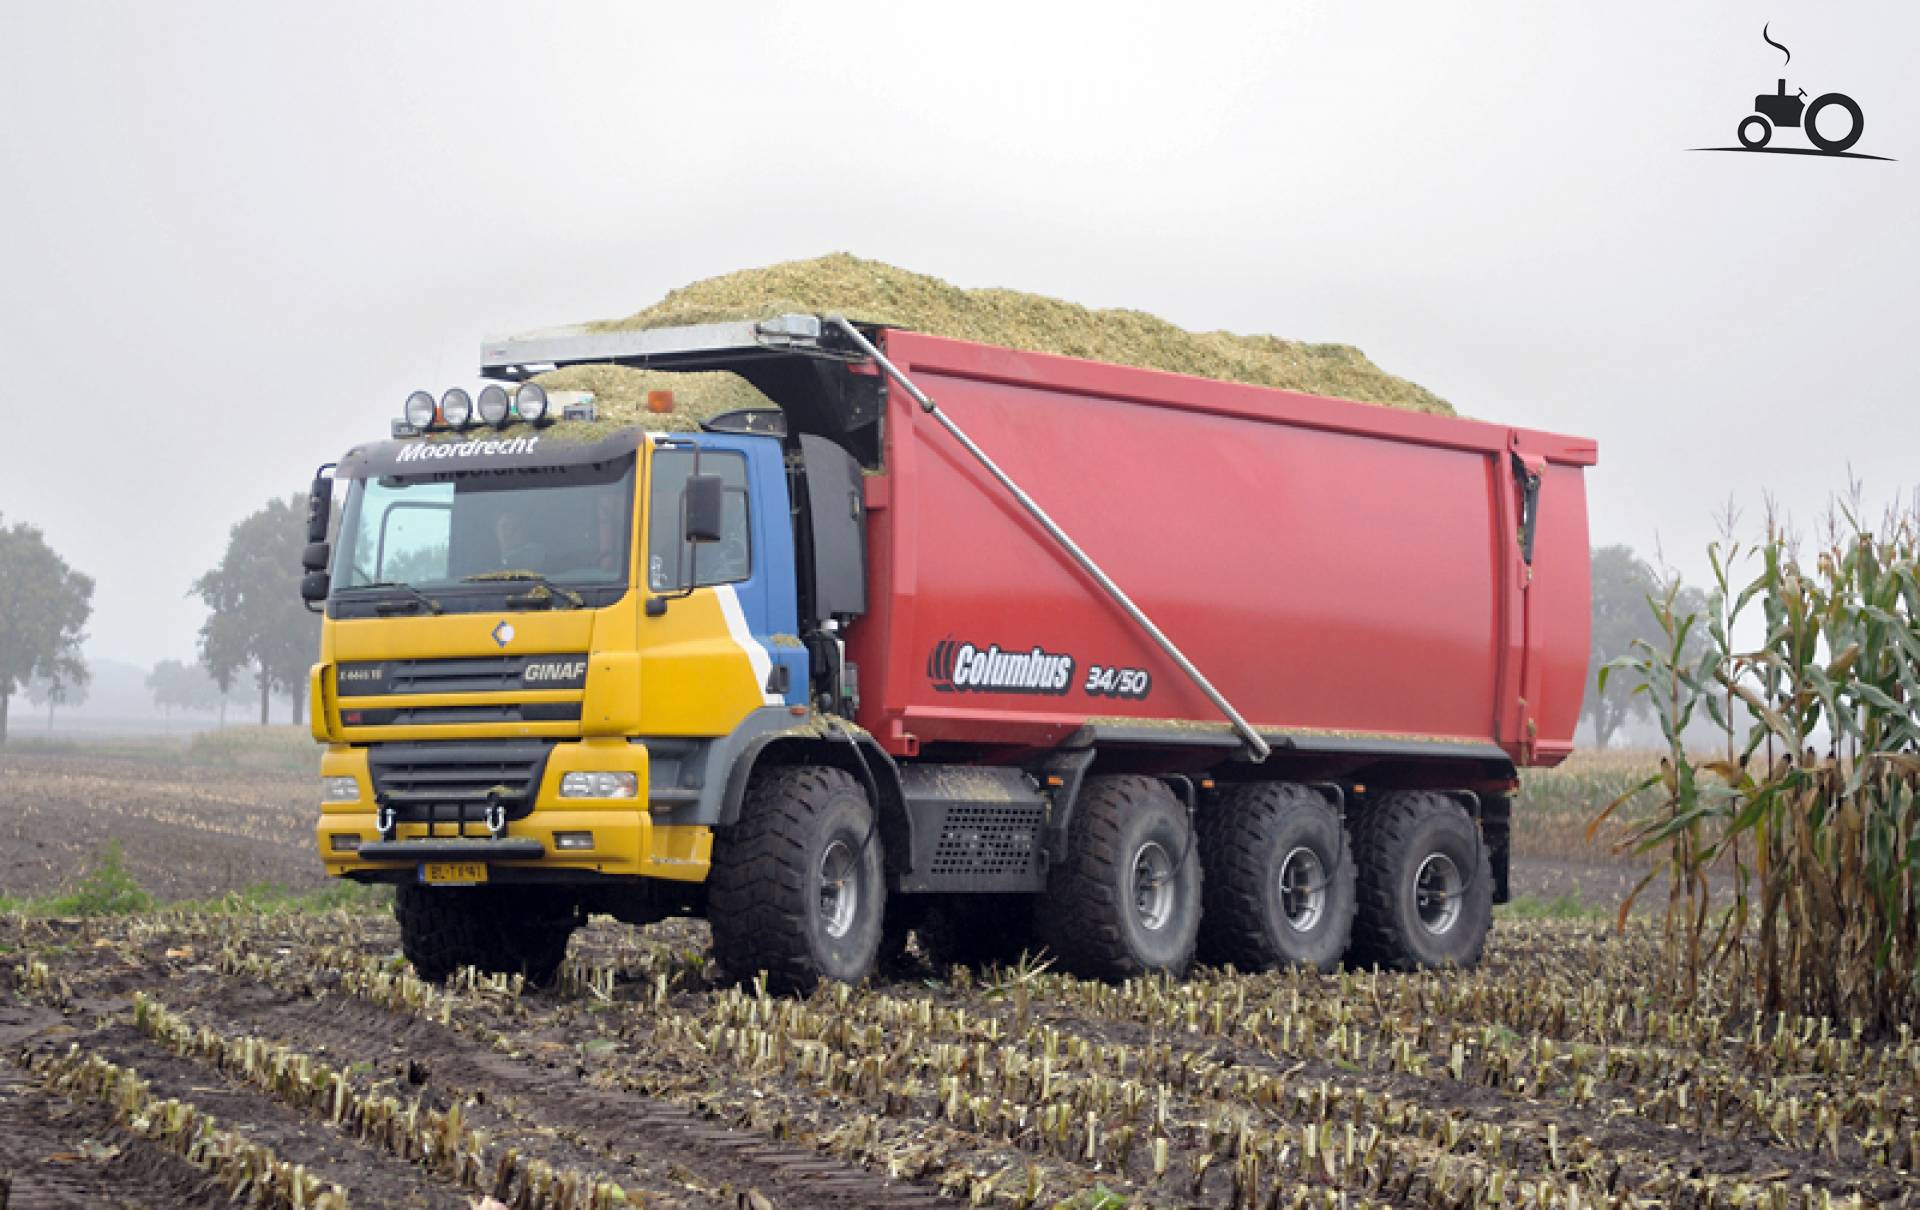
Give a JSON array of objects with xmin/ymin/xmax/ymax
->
[{"xmin": 307, "ymin": 312, "xmax": 1526, "ymax": 991}]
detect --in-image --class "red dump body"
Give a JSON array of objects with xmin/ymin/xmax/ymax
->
[{"xmin": 845, "ymin": 330, "xmax": 1595, "ymax": 768}]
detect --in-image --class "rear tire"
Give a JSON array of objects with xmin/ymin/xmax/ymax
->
[
  {"xmin": 394, "ymin": 885, "xmax": 579, "ymax": 987},
  {"xmin": 1036, "ymin": 775, "xmax": 1200, "ymax": 979},
  {"xmin": 708, "ymin": 765, "xmax": 886, "ymax": 993},
  {"xmin": 1197, "ymin": 783, "xmax": 1356, "ymax": 972},
  {"xmin": 1349, "ymin": 791, "xmax": 1493, "ymax": 970},
  {"xmin": 1804, "ymin": 93, "xmax": 1863, "ymax": 152}
]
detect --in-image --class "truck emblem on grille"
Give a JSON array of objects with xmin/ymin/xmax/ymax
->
[{"xmin": 491, "ymin": 621, "xmax": 515, "ymax": 648}]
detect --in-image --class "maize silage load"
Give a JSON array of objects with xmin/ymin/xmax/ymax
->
[{"xmin": 533, "ymin": 254, "xmax": 1452, "ymax": 432}]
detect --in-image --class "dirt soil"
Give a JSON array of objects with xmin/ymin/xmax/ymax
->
[
  {"xmin": 2, "ymin": 751, "xmax": 1914, "ymax": 1207},
  {"xmin": 0, "ymin": 751, "xmax": 324, "ymax": 901}
]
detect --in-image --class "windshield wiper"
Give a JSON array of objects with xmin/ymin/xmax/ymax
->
[
  {"xmin": 462, "ymin": 570, "xmax": 584, "ymax": 610},
  {"xmin": 344, "ymin": 581, "xmax": 444, "ymax": 615}
]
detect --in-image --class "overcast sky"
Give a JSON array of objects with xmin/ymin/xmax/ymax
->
[{"xmin": 1, "ymin": 1, "xmax": 1914, "ymax": 669}]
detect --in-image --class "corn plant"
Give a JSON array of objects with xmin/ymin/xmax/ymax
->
[{"xmin": 1599, "ymin": 497, "xmax": 1919, "ymax": 1030}]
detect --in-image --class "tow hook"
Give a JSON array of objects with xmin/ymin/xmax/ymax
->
[{"xmin": 376, "ymin": 803, "xmax": 397, "ymax": 842}]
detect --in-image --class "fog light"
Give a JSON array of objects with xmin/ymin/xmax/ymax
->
[
  {"xmin": 514, "ymin": 382, "xmax": 550, "ymax": 424},
  {"xmin": 322, "ymin": 776, "xmax": 360, "ymax": 802},
  {"xmin": 330, "ymin": 834, "xmax": 362, "ymax": 851},
  {"xmin": 559, "ymin": 771, "xmax": 638, "ymax": 799},
  {"xmin": 477, "ymin": 383, "xmax": 511, "ymax": 427},
  {"xmin": 440, "ymin": 387, "xmax": 473, "ymax": 428},
  {"xmin": 403, "ymin": 390, "xmax": 437, "ymax": 430},
  {"xmin": 554, "ymin": 831, "xmax": 595, "ymax": 851}
]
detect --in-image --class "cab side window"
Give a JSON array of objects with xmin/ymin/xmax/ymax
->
[{"xmin": 647, "ymin": 449, "xmax": 752, "ymax": 590}]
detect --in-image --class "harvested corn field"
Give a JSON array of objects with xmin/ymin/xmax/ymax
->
[
  {"xmin": 4, "ymin": 750, "xmax": 1916, "ymax": 1208},
  {"xmin": 6, "ymin": 907, "xmax": 1918, "ymax": 1209},
  {"xmin": 531, "ymin": 255, "xmax": 1453, "ymax": 431}
]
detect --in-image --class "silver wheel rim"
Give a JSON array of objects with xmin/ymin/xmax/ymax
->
[
  {"xmin": 1278, "ymin": 846, "xmax": 1326, "ymax": 932},
  {"xmin": 1415, "ymin": 853, "xmax": 1462, "ymax": 935},
  {"xmin": 1132, "ymin": 842, "xmax": 1174, "ymax": 932},
  {"xmin": 819, "ymin": 839, "xmax": 857, "ymax": 939}
]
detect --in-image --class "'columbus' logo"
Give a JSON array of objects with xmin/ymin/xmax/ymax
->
[{"xmin": 927, "ymin": 638, "xmax": 1075, "ymax": 695}]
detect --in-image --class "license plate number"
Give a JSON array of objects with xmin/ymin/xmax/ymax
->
[{"xmin": 421, "ymin": 862, "xmax": 487, "ymax": 885}]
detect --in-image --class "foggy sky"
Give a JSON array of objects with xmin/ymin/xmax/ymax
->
[{"xmin": 1, "ymin": 1, "xmax": 1914, "ymax": 669}]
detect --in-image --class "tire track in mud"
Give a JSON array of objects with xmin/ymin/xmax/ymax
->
[
  {"xmin": 118, "ymin": 959, "xmax": 947, "ymax": 1210},
  {"xmin": 0, "ymin": 1056, "xmax": 237, "ymax": 1210}
]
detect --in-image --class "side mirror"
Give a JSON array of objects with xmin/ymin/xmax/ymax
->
[
  {"xmin": 684, "ymin": 473, "xmax": 724, "ymax": 544},
  {"xmin": 302, "ymin": 541, "xmax": 330, "ymax": 572},
  {"xmin": 300, "ymin": 570, "xmax": 330, "ymax": 603},
  {"xmin": 306, "ymin": 467, "xmax": 333, "ymax": 544}
]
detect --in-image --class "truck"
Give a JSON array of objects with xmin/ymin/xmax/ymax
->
[{"xmin": 305, "ymin": 313, "xmax": 1595, "ymax": 990}]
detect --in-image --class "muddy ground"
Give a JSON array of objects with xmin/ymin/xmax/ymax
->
[{"xmin": 4, "ymin": 749, "xmax": 1908, "ymax": 1208}]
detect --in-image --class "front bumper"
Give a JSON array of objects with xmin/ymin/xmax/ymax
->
[{"xmin": 314, "ymin": 738, "xmax": 711, "ymax": 883}]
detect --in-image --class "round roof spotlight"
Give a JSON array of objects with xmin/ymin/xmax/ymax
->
[
  {"xmin": 403, "ymin": 390, "xmax": 437, "ymax": 430},
  {"xmin": 476, "ymin": 384, "xmax": 511, "ymax": 427},
  {"xmin": 514, "ymin": 382, "xmax": 550, "ymax": 425},
  {"xmin": 440, "ymin": 387, "xmax": 474, "ymax": 429}
]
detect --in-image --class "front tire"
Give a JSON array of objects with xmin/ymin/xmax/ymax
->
[
  {"xmin": 394, "ymin": 885, "xmax": 579, "ymax": 987},
  {"xmin": 1738, "ymin": 114, "xmax": 1772, "ymax": 148},
  {"xmin": 1349, "ymin": 791, "xmax": 1493, "ymax": 970},
  {"xmin": 708, "ymin": 765, "xmax": 886, "ymax": 993},
  {"xmin": 1036, "ymin": 775, "xmax": 1200, "ymax": 979},
  {"xmin": 1197, "ymin": 783, "xmax": 1356, "ymax": 972}
]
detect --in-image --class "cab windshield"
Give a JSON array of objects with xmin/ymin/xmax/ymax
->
[{"xmin": 332, "ymin": 456, "xmax": 635, "ymax": 595}]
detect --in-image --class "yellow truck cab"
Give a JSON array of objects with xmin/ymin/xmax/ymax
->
[{"xmin": 308, "ymin": 372, "xmax": 877, "ymax": 988}]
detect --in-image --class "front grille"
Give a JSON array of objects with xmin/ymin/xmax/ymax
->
[
  {"xmin": 367, "ymin": 740, "xmax": 552, "ymax": 827},
  {"xmin": 342, "ymin": 703, "xmax": 581, "ymax": 727},
  {"xmin": 337, "ymin": 654, "xmax": 588, "ymax": 697}
]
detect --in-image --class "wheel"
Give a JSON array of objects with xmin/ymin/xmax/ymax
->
[
  {"xmin": 1197, "ymin": 783, "xmax": 1356, "ymax": 972},
  {"xmin": 1036, "ymin": 775, "xmax": 1200, "ymax": 979},
  {"xmin": 1738, "ymin": 114, "xmax": 1772, "ymax": 148},
  {"xmin": 1805, "ymin": 93, "xmax": 1863, "ymax": 152},
  {"xmin": 1348, "ymin": 791, "xmax": 1493, "ymax": 970},
  {"xmin": 394, "ymin": 885, "xmax": 579, "ymax": 987},
  {"xmin": 707, "ymin": 765, "xmax": 886, "ymax": 993},
  {"xmin": 916, "ymin": 895, "xmax": 1040, "ymax": 970}
]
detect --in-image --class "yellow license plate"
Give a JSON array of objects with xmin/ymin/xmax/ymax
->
[{"xmin": 421, "ymin": 862, "xmax": 487, "ymax": 885}]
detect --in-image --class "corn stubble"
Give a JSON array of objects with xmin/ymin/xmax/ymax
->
[
  {"xmin": 1601, "ymin": 496, "xmax": 1920, "ymax": 1033},
  {"xmin": 10, "ymin": 905, "xmax": 1919, "ymax": 1209}
]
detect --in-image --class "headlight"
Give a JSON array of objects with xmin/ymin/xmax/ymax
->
[
  {"xmin": 477, "ymin": 384, "xmax": 511, "ymax": 427},
  {"xmin": 403, "ymin": 390, "xmax": 437, "ymax": 429},
  {"xmin": 322, "ymin": 776, "xmax": 360, "ymax": 802},
  {"xmin": 514, "ymin": 383, "xmax": 549, "ymax": 424},
  {"xmin": 440, "ymin": 387, "xmax": 473, "ymax": 428},
  {"xmin": 559, "ymin": 771, "xmax": 637, "ymax": 799}
]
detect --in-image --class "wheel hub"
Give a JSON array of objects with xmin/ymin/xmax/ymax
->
[
  {"xmin": 1277, "ymin": 845, "xmax": 1326, "ymax": 932},
  {"xmin": 1131, "ymin": 841, "xmax": 1174, "ymax": 932},
  {"xmin": 1414, "ymin": 852, "xmax": 1462, "ymax": 935},
  {"xmin": 818, "ymin": 838, "xmax": 858, "ymax": 939}
]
